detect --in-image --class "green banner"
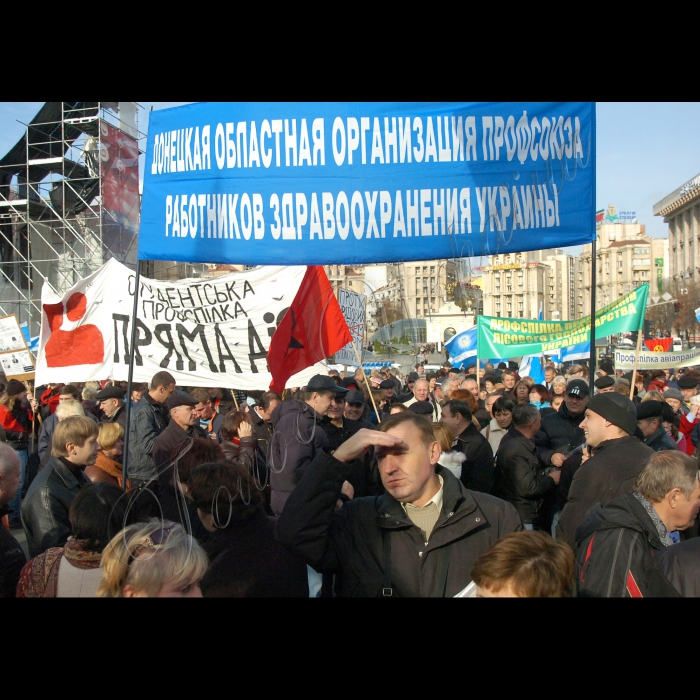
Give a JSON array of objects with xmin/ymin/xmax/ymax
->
[{"xmin": 478, "ymin": 284, "xmax": 648, "ymax": 358}]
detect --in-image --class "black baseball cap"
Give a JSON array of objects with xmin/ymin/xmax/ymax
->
[
  {"xmin": 345, "ymin": 389, "xmax": 365, "ymax": 405},
  {"xmin": 567, "ymin": 379, "xmax": 589, "ymax": 398},
  {"xmin": 306, "ymin": 375, "xmax": 348, "ymax": 394},
  {"xmin": 407, "ymin": 372, "xmax": 419, "ymax": 382}
]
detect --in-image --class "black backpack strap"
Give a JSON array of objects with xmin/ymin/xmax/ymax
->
[{"xmin": 381, "ymin": 528, "xmax": 393, "ymax": 597}]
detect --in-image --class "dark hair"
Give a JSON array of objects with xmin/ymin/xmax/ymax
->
[
  {"xmin": 493, "ymin": 397, "xmax": 515, "ymax": 414},
  {"xmin": 436, "ymin": 369, "xmax": 447, "ymax": 378},
  {"xmin": 377, "ymin": 411, "xmax": 435, "ymax": 447},
  {"xmin": 69, "ymin": 482, "xmax": 130, "ymax": 553},
  {"xmin": 258, "ymin": 391, "xmax": 281, "ymax": 411},
  {"xmin": 150, "ymin": 371, "xmax": 175, "ymax": 390},
  {"xmin": 221, "ymin": 410, "xmax": 252, "ymax": 441},
  {"xmin": 512, "ymin": 403, "xmax": 541, "ymax": 426},
  {"xmin": 444, "ymin": 399, "xmax": 472, "ymax": 422},
  {"xmin": 172, "ymin": 438, "xmax": 224, "ymax": 484},
  {"xmin": 189, "ymin": 461, "xmax": 263, "ymax": 524},
  {"xmin": 60, "ymin": 384, "xmax": 80, "ymax": 399},
  {"xmin": 530, "ymin": 384, "xmax": 552, "ymax": 403}
]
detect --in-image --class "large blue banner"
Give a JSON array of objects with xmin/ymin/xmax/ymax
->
[{"xmin": 139, "ymin": 102, "xmax": 595, "ymax": 265}]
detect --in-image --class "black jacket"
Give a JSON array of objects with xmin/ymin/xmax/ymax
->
[
  {"xmin": 201, "ymin": 510, "xmax": 308, "ymax": 597},
  {"xmin": 556, "ymin": 436, "xmax": 655, "ymax": 550},
  {"xmin": 153, "ymin": 420, "xmax": 208, "ymax": 470},
  {"xmin": 21, "ymin": 456, "xmax": 89, "ymax": 558},
  {"xmin": 494, "ymin": 427, "xmax": 556, "ymax": 525},
  {"xmin": 277, "ymin": 452, "xmax": 522, "ymax": 597},
  {"xmin": 575, "ymin": 493, "xmax": 679, "ymax": 597},
  {"xmin": 657, "ymin": 538, "xmax": 700, "ymax": 597},
  {"xmin": 644, "ymin": 425, "xmax": 679, "ymax": 452},
  {"xmin": 127, "ymin": 394, "xmax": 169, "ymax": 481},
  {"xmin": 534, "ymin": 402, "xmax": 587, "ymax": 467},
  {"xmin": 0, "ymin": 504, "xmax": 26, "ymax": 597},
  {"xmin": 269, "ymin": 400, "xmax": 328, "ymax": 516},
  {"xmin": 453, "ymin": 422, "xmax": 494, "ymax": 494},
  {"xmin": 101, "ymin": 403, "xmax": 128, "ymax": 430}
]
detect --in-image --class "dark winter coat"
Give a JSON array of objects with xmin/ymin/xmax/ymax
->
[
  {"xmin": 575, "ymin": 493, "xmax": 679, "ymax": 597},
  {"xmin": 269, "ymin": 400, "xmax": 328, "ymax": 516},
  {"xmin": 494, "ymin": 427, "xmax": 556, "ymax": 525},
  {"xmin": 453, "ymin": 422, "xmax": 495, "ymax": 494},
  {"xmin": 101, "ymin": 403, "xmax": 128, "ymax": 430},
  {"xmin": 127, "ymin": 394, "xmax": 169, "ymax": 481},
  {"xmin": 201, "ymin": 510, "xmax": 308, "ymax": 597},
  {"xmin": 153, "ymin": 420, "xmax": 208, "ymax": 471},
  {"xmin": 644, "ymin": 425, "xmax": 679, "ymax": 452},
  {"xmin": 534, "ymin": 401, "xmax": 587, "ymax": 466},
  {"xmin": 277, "ymin": 452, "xmax": 522, "ymax": 597},
  {"xmin": 21, "ymin": 456, "xmax": 89, "ymax": 558},
  {"xmin": 322, "ymin": 417, "xmax": 380, "ymax": 498},
  {"xmin": 556, "ymin": 436, "xmax": 655, "ymax": 550},
  {"xmin": 657, "ymin": 538, "xmax": 700, "ymax": 597},
  {"xmin": 0, "ymin": 504, "xmax": 26, "ymax": 597}
]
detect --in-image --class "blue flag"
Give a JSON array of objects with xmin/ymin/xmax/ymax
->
[{"xmin": 445, "ymin": 326, "xmax": 477, "ymax": 366}]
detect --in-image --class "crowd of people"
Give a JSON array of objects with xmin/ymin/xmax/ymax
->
[{"xmin": 1, "ymin": 355, "xmax": 700, "ymax": 598}]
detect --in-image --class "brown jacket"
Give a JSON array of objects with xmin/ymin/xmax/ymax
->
[{"xmin": 85, "ymin": 452, "xmax": 128, "ymax": 489}]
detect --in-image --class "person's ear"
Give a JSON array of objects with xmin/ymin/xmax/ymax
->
[
  {"xmin": 668, "ymin": 488, "xmax": 683, "ymax": 510},
  {"xmin": 429, "ymin": 440, "xmax": 441, "ymax": 466},
  {"xmin": 123, "ymin": 584, "xmax": 147, "ymax": 598}
]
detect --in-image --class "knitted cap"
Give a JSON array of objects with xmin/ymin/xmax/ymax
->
[{"xmin": 6, "ymin": 379, "xmax": 25, "ymax": 396}]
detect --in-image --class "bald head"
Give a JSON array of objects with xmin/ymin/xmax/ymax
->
[{"xmin": 0, "ymin": 443, "xmax": 19, "ymax": 476}]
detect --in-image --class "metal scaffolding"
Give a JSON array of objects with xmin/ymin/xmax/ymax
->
[{"xmin": 0, "ymin": 101, "xmax": 143, "ymax": 337}]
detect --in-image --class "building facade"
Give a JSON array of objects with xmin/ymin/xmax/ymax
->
[
  {"xmin": 481, "ymin": 249, "xmax": 579, "ymax": 320},
  {"xmin": 578, "ymin": 221, "xmax": 668, "ymax": 314},
  {"xmin": 654, "ymin": 172, "xmax": 700, "ymax": 284}
]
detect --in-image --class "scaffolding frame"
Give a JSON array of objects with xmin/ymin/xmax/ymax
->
[{"xmin": 0, "ymin": 101, "xmax": 144, "ymax": 337}]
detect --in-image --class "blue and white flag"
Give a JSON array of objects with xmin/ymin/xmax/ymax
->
[
  {"xmin": 519, "ymin": 354, "xmax": 546, "ymax": 384},
  {"xmin": 695, "ymin": 306, "xmax": 700, "ymax": 324},
  {"xmin": 445, "ymin": 326, "xmax": 477, "ymax": 366},
  {"xmin": 548, "ymin": 341, "xmax": 590, "ymax": 363},
  {"xmin": 538, "ymin": 302, "xmax": 543, "ymax": 321}
]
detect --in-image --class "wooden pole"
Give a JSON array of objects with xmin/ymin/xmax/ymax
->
[
  {"xmin": 231, "ymin": 390, "xmax": 240, "ymax": 411},
  {"xmin": 352, "ymin": 342, "xmax": 381, "ymax": 423},
  {"xmin": 629, "ymin": 331, "xmax": 643, "ymax": 401}
]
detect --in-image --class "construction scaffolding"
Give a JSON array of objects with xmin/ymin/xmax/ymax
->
[{"xmin": 0, "ymin": 101, "xmax": 143, "ymax": 338}]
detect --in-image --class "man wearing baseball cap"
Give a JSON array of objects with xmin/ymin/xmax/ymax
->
[
  {"xmin": 556, "ymin": 392, "xmax": 655, "ymax": 549},
  {"xmin": 269, "ymin": 375, "xmax": 349, "ymax": 518},
  {"xmin": 534, "ymin": 379, "xmax": 589, "ymax": 471},
  {"xmin": 343, "ymin": 390, "xmax": 374, "ymax": 430}
]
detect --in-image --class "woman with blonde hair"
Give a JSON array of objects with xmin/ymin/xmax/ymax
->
[
  {"xmin": 433, "ymin": 422, "xmax": 466, "ymax": 480},
  {"xmin": 97, "ymin": 520, "xmax": 208, "ymax": 598},
  {"xmin": 85, "ymin": 422, "xmax": 128, "ymax": 489}
]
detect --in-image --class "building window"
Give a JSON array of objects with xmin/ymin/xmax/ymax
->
[
  {"xmin": 430, "ymin": 266, "xmax": 435, "ymax": 274},
  {"xmin": 423, "ymin": 266, "xmax": 428, "ymax": 273},
  {"xmin": 633, "ymin": 247, "xmax": 649, "ymax": 255}
]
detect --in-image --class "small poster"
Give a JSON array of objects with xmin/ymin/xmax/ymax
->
[{"xmin": 0, "ymin": 314, "xmax": 35, "ymax": 381}]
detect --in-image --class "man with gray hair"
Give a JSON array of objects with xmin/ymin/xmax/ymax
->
[
  {"xmin": 0, "ymin": 444, "xmax": 24, "ymax": 597},
  {"xmin": 494, "ymin": 404, "xmax": 560, "ymax": 531},
  {"xmin": 575, "ymin": 450, "xmax": 700, "ymax": 597}
]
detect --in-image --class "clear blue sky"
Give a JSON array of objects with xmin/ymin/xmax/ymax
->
[{"xmin": 1, "ymin": 101, "xmax": 698, "ymax": 256}]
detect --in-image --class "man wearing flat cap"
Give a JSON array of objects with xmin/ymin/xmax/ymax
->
[
  {"xmin": 556, "ymin": 392, "xmax": 655, "ymax": 550},
  {"xmin": 378, "ymin": 379, "xmax": 403, "ymax": 417},
  {"xmin": 96, "ymin": 385, "xmax": 127, "ymax": 429},
  {"xmin": 152, "ymin": 392, "xmax": 207, "ymax": 470},
  {"xmin": 594, "ymin": 376, "xmax": 615, "ymax": 394},
  {"xmin": 677, "ymin": 375, "xmax": 699, "ymax": 406},
  {"xmin": 637, "ymin": 400, "xmax": 679, "ymax": 452}
]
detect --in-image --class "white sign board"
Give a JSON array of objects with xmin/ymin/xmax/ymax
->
[
  {"xmin": 614, "ymin": 347, "xmax": 700, "ymax": 370},
  {"xmin": 35, "ymin": 258, "xmax": 327, "ymax": 390},
  {"xmin": 335, "ymin": 288, "xmax": 366, "ymax": 365}
]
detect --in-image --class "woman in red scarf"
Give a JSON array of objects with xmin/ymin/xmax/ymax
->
[{"xmin": 16, "ymin": 482, "xmax": 128, "ymax": 597}]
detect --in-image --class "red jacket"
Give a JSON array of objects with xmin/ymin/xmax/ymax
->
[
  {"xmin": 0, "ymin": 403, "xmax": 32, "ymax": 434},
  {"xmin": 40, "ymin": 386, "xmax": 60, "ymax": 416},
  {"xmin": 678, "ymin": 411, "xmax": 698, "ymax": 455}
]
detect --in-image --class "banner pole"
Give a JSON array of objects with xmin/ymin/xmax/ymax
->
[
  {"xmin": 352, "ymin": 342, "xmax": 381, "ymax": 423},
  {"xmin": 629, "ymin": 331, "xmax": 643, "ymax": 401},
  {"xmin": 588, "ymin": 238, "xmax": 597, "ymax": 397},
  {"xmin": 231, "ymin": 390, "xmax": 240, "ymax": 410},
  {"xmin": 122, "ymin": 263, "xmax": 142, "ymax": 489}
]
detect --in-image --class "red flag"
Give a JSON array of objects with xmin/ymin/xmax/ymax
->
[
  {"xmin": 268, "ymin": 266, "xmax": 353, "ymax": 393},
  {"xmin": 644, "ymin": 338, "xmax": 673, "ymax": 352}
]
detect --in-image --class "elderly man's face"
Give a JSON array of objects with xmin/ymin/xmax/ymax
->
[
  {"xmin": 99, "ymin": 398, "xmax": 120, "ymax": 417},
  {"xmin": 681, "ymin": 387, "xmax": 697, "ymax": 402},
  {"xmin": 673, "ymin": 482, "xmax": 700, "ymax": 531},
  {"xmin": 637, "ymin": 417, "xmax": 660, "ymax": 439},
  {"xmin": 462, "ymin": 379, "xmax": 478, "ymax": 394},
  {"xmin": 376, "ymin": 422, "xmax": 439, "ymax": 504},
  {"xmin": 414, "ymin": 380, "xmax": 430, "ymax": 402}
]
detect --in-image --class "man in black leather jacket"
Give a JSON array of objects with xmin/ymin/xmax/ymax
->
[
  {"xmin": 21, "ymin": 416, "xmax": 99, "ymax": 558},
  {"xmin": 534, "ymin": 379, "xmax": 589, "ymax": 468}
]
